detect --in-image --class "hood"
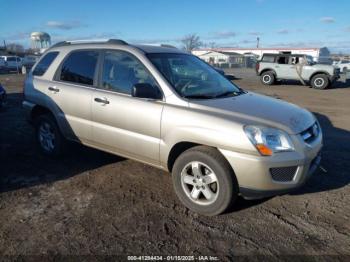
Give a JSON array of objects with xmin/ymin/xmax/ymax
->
[
  {"xmin": 312, "ymin": 64, "xmax": 335, "ymax": 70},
  {"xmin": 189, "ymin": 92, "xmax": 315, "ymax": 134}
]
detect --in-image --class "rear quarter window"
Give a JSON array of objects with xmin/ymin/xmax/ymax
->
[{"xmin": 33, "ymin": 52, "xmax": 59, "ymax": 76}]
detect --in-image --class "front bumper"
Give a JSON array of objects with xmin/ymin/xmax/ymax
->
[
  {"xmin": 219, "ymin": 128, "xmax": 323, "ymax": 199},
  {"xmin": 239, "ymin": 154, "xmax": 321, "ymax": 199}
]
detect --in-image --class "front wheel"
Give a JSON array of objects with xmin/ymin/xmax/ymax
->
[
  {"xmin": 310, "ymin": 74, "xmax": 329, "ymax": 89},
  {"xmin": 172, "ymin": 146, "xmax": 238, "ymax": 216}
]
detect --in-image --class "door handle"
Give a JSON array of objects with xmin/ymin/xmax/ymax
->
[
  {"xmin": 48, "ymin": 86, "xmax": 59, "ymax": 92},
  {"xmin": 275, "ymin": 66, "xmax": 280, "ymax": 68},
  {"xmin": 94, "ymin": 97, "xmax": 110, "ymax": 104}
]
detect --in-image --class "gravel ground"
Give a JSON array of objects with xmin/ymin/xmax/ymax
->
[{"xmin": 0, "ymin": 70, "xmax": 349, "ymax": 261}]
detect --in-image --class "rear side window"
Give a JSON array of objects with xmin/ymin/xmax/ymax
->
[
  {"xmin": 277, "ymin": 56, "xmax": 289, "ymax": 64},
  {"xmin": 59, "ymin": 50, "xmax": 99, "ymax": 86},
  {"xmin": 262, "ymin": 55, "xmax": 275, "ymax": 63},
  {"xmin": 33, "ymin": 52, "xmax": 59, "ymax": 76}
]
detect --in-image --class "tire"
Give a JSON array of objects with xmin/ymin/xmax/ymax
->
[
  {"xmin": 172, "ymin": 146, "xmax": 238, "ymax": 216},
  {"xmin": 34, "ymin": 114, "xmax": 66, "ymax": 156},
  {"xmin": 310, "ymin": 74, "xmax": 329, "ymax": 90},
  {"xmin": 260, "ymin": 71, "xmax": 275, "ymax": 85}
]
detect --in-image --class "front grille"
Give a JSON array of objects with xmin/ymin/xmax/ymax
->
[
  {"xmin": 300, "ymin": 122, "xmax": 319, "ymax": 144},
  {"xmin": 270, "ymin": 166, "xmax": 298, "ymax": 182}
]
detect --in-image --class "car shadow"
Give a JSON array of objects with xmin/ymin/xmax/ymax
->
[
  {"xmin": 0, "ymin": 92, "xmax": 124, "ymax": 193},
  {"xmin": 289, "ymin": 112, "xmax": 350, "ymax": 195},
  {"xmin": 277, "ymin": 77, "xmax": 350, "ymax": 89}
]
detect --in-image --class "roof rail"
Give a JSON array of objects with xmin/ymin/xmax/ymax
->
[{"xmin": 49, "ymin": 39, "xmax": 128, "ymax": 49}]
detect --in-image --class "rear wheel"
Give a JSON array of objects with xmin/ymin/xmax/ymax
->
[
  {"xmin": 35, "ymin": 114, "xmax": 66, "ymax": 156},
  {"xmin": 172, "ymin": 146, "xmax": 238, "ymax": 216},
  {"xmin": 310, "ymin": 74, "xmax": 329, "ymax": 89},
  {"xmin": 260, "ymin": 71, "xmax": 275, "ymax": 85}
]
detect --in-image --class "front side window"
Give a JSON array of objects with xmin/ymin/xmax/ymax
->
[
  {"xmin": 60, "ymin": 50, "xmax": 99, "ymax": 86},
  {"xmin": 147, "ymin": 53, "xmax": 242, "ymax": 99},
  {"xmin": 33, "ymin": 52, "xmax": 59, "ymax": 76},
  {"xmin": 101, "ymin": 50, "xmax": 158, "ymax": 95}
]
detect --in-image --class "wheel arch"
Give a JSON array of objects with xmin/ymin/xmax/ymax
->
[
  {"xmin": 166, "ymin": 142, "xmax": 237, "ymax": 181},
  {"xmin": 30, "ymin": 105, "xmax": 55, "ymax": 122},
  {"xmin": 309, "ymin": 71, "xmax": 330, "ymax": 82},
  {"xmin": 259, "ymin": 68, "xmax": 276, "ymax": 76}
]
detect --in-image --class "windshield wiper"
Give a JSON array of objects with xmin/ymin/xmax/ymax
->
[
  {"xmin": 183, "ymin": 94, "xmax": 215, "ymax": 99},
  {"xmin": 213, "ymin": 90, "xmax": 246, "ymax": 98}
]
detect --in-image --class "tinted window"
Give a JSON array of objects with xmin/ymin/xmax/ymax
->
[
  {"xmin": 33, "ymin": 52, "xmax": 59, "ymax": 76},
  {"xmin": 60, "ymin": 51, "xmax": 99, "ymax": 86},
  {"xmin": 101, "ymin": 51, "xmax": 158, "ymax": 95},
  {"xmin": 262, "ymin": 55, "xmax": 275, "ymax": 63},
  {"xmin": 277, "ymin": 56, "xmax": 288, "ymax": 64}
]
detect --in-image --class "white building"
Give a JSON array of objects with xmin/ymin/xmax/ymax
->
[{"xmin": 193, "ymin": 47, "xmax": 331, "ymax": 64}]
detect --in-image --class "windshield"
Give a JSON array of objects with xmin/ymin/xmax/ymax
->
[
  {"xmin": 147, "ymin": 53, "xmax": 242, "ymax": 99},
  {"xmin": 306, "ymin": 55, "xmax": 314, "ymax": 65}
]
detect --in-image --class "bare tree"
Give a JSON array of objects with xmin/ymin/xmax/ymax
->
[{"xmin": 181, "ymin": 34, "xmax": 202, "ymax": 52}]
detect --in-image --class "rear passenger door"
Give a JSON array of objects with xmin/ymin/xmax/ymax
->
[
  {"xmin": 49, "ymin": 50, "xmax": 100, "ymax": 142},
  {"xmin": 91, "ymin": 50, "xmax": 164, "ymax": 165},
  {"xmin": 274, "ymin": 55, "xmax": 292, "ymax": 79}
]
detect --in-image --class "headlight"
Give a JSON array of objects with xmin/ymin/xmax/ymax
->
[{"xmin": 244, "ymin": 125, "xmax": 294, "ymax": 156}]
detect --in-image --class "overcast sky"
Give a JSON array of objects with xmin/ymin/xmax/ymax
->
[{"xmin": 1, "ymin": 0, "xmax": 349, "ymax": 53}]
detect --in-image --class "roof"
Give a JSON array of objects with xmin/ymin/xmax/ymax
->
[{"xmin": 49, "ymin": 39, "xmax": 186, "ymax": 54}]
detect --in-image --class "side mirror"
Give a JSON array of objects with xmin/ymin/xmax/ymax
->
[{"xmin": 132, "ymin": 83, "xmax": 162, "ymax": 100}]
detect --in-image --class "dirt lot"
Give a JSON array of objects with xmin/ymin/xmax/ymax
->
[{"xmin": 0, "ymin": 70, "xmax": 350, "ymax": 260}]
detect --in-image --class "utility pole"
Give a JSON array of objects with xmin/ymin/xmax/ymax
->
[{"xmin": 256, "ymin": 37, "xmax": 260, "ymax": 48}]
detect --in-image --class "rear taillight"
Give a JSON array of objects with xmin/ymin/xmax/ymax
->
[{"xmin": 256, "ymin": 62, "xmax": 260, "ymax": 72}]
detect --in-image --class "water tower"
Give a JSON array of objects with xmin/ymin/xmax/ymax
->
[{"xmin": 30, "ymin": 32, "xmax": 51, "ymax": 50}]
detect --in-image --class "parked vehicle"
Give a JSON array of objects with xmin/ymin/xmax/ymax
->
[
  {"xmin": 23, "ymin": 39, "xmax": 322, "ymax": 215},
  {"xmin": 0, "ymin": 83, "xmax": 6, "ymax": 107},
  {"xmin": 333, "ymin": 60, "xmax": 350, "ymax": 73},
  {"xmin": 0, "ymin": 56, "xmax": 22, "ymax": 72},
  {"xmin": 21, "ymin": 55, "xmax": 40, "ymax": 74},
  {"xmin": 0, "ymin": 57, "xmax": 6, "ymax": 73},
  {"xmin": 256, "ymin": 53, "xmax": 340, "ymax": 89}
]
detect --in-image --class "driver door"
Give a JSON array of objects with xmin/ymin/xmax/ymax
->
[{"xmin": 91, "ymin": 50, "xmax": 164, "ymax": 165}]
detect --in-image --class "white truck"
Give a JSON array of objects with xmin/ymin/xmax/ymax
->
[{"xmin": 256, "ymin": 53, "xmax": 340, "ymax": 89}]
